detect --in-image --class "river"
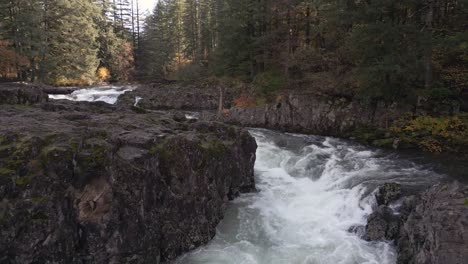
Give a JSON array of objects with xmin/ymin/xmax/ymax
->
[
  {"xmin": 49, "ymin": 86, "xmax": 446, "ymax": 264},
  {"xmin": 173, "ymin": 129, "xmax": 443, "ymax": 264}
]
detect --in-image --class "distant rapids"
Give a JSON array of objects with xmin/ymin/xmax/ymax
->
[{"xmin": 48, "ymin": 85, "xmax": 134, "ymax": 104}]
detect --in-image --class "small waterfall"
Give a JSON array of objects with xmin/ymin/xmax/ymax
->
[
  {"xmin": 49, "ymin": 85, "xmax": 134, "ymax": 104},
  {"xmin": 175, "ymin": 128, "xmax": 443, "ymax": 264}
]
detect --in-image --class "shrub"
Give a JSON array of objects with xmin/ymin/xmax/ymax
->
[
  {"xmin": 253, "ymin": 70, "xmax": 287, "ymax": 95},
  {"xmin": 96, "ymin": 67, "xmax": 111, "ymax": 82},
  {"xmin": 233, "ymin": 95, "xmax": 257, "ymax": 108},
  {"xmin": 390, "ymin": 115, "xmax": 468, "ymax": 153},
  {"xmin": 174, "ymin": 63, "xmax": 208, "ymax": 82}
]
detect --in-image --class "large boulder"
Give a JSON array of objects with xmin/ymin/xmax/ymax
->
[
  {"xmin": 365, "ymin": 183, "xmax": 402, "ymax": 241},
  {"xmin": 0, "ymin": 101, "xmax": 256, "ymax": 263},
  {"xmin": 365, "ymin": 182, "xmax": 468, "ymax": 264},
  {"xmin": 397, "ymin": 182, "xmax": 468, "ymax": 264}
]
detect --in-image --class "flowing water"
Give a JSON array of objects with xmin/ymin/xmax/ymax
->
[
  {"xmin": 48, "ymin": 86, "xmax": 447, "ymax": 264},
  {"xmin": 175, "ymin": 128, "xmax": 444, "ymax": 264},
  {"xmin": 48, "ymin": 85, "xmax": 134, "ymax": 104}
]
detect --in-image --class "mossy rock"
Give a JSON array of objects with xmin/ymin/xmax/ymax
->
[
  {"xmin": 39, "ymin": 145, "xmax": 72, "ymax": 164},
  {"xmin": 0, "ymin": 168, "xmax": 15, "ymax": 176},
  {"xmin": 14, "ymin": 173, "xmax": 36, "ymax": 186},
  {"xmin": 150, "ymin": 142, "xmax": 172, "ymax": 161},
  {"xmin": 198, "ymin": 138, "xmax": 228, "ymax": 157},
  {"xmin": 372, "ymin": 138, "xmax": 395, "ymax": 148}
]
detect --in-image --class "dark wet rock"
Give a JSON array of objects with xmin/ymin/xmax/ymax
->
[
  {"xmin": 396, "ymin": 182, "xmax": 468, "ymax": 264},
  {"xmin": 221, "ymin": 93, "xmax": 410, "ymax": 136},
  {"xmin": 41, "ymin": 86, "xmax": 80, "ymax": 95},
  {"xmin": 0, "ymin": 100, "xmax": 256, "ymax": 263},
  {"xmin": 376, "ymin": 182, "xmax": 402, "ymax": 206},
  {"xmin": 172, "ymin": 111, "xmax": 186, "ymax": 122},
  {"xmin": 365, "ymin": 182, "xmax": 468, "ymax": 264},
  {"xmin": 0, "ymin": 83, "xmax": 48, "ymax": 105},
  {"xmin": 365, "ymin": 205, "xmax": 400, "ymax": 241},
  {"xmin": 118, "ymin": 84, "xmax": 229, "ymax": 111}
]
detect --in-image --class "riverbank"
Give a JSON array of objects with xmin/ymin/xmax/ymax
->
[
  {"xmin": 119, "ymin": 82, "xmax": 468, "ymax": 161},
  {"xmin": 2, "ymin": 82, "xmax": 468, "ymax": 264},
  {"xmin": 0, "ymin": 84, "xmax": 257, "ymax": 263}
]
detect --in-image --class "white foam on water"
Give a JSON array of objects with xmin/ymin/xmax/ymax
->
[
  {"xmin": 185, "ymin": 112, "xmax": 201, "ymax": 120},
  {"xmin": 175, "ymin": 129, "xmax": 442, "ymax": 264},
  {"xmin": 134, "ymin": 96, "xmax": 143, "ymax": 107},
  {"xmin": 48, "ymin": 86, "xmax": 134, "ymax": 104}
]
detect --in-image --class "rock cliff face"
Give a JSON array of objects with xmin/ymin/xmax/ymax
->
[
  {"xmin": 118, "ymin": 83, "xmax": 234, "ymax": 111},
  {"xmin": 222, "ymin": 92, "xmax": 409, "ymax": 136},
  {"xmin": 118, "ymin": 83, "xmax": 410, "ymax": 137},
  {"xmin": 365, "ymin": 182, "xmax": 468, "ymax": 264},
  {"xmin": 0, "ymin": 96, "xmax": 256, "ymax": 263},
  {"xmin": 0, "ymin": 83, "xmax": 48, "ymax": 105}
]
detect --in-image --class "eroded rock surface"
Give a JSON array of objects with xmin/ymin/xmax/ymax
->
[
  {"xmin": 365, "ymin": 182, "xmax": 468, "ymax": 264},
  {"xmin": 0, "ymin": 83, "xmax": 48, "ymax": 105},
  {"xmin": 222, "ymin": 92, "xmax": 409, "ymax": 136},
  {"xmin": 118, "ymin": 83, "xmax": 236, "ymax": 111},
  {"xmin": 397, "ymin": 182, "xmax": 468, "ymax": 264},
  {"xmin": 0, "ymin": 96, "xmax": 256, "ymax": 263}
]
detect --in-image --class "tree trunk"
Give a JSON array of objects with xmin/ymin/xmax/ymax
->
[
  {"xmin": 424, "ymin": 0, "xmax": 434, "ymax": 90},
  {"xmin": 218, "ymin": 86, "xmax": 224, "ymax": 113}
]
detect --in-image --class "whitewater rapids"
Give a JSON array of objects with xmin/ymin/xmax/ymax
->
[
  {"xmin": 175, "ymin": 128, "xmax": 442, "ymax": 264},
  {"xmin": 47, "ymin": 86, "xmax": 444, "ymax": 263},
  {"xmin": 48, "ymin": 85, "xmax": 134, "ymax": 104}
]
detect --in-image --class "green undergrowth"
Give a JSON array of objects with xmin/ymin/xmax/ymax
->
[{"xmin": 351, "ymin": 113, "xmax": 468, "ymax": 157}]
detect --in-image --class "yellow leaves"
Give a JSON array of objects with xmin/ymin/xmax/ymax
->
[
  {"xmin": 96, "ymin": 67, "xmax": 111, "ymax": 81},
  {"xmin": 391, "ymin": 115, "xmax": 468, "ymax": 153},
  {"xmin": 419, "ymin": 138, "xmax": 443, "ymax": 153},
  {"xmin": 53, "ymin": 75, "xmax": 94, "ymax": 86},
  {"xmin": 403, "ymin": 116, "xmax": 466, "ymax": 138}
]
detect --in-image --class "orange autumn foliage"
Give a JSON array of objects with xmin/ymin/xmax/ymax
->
[
  {"xmin": 0, "ymin": 40, "xmax": 29, "ymax": 79},
  {"xmin": 233, "ymin": 95, "xmax": 257, "ymax": 108}
]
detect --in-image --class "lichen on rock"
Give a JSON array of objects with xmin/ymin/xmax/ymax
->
[{"xmin": 0, "ymin": 90, "xmax": 257, "ymax": 263}]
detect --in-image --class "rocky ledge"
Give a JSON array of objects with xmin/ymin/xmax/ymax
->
[
  {"xmin": 119, "ymin": 84, "xmax": 409, "ymax": 137},
  {"xmin": 365, "ymin": 182, "xmax": 468, "ymax": 264},
  {"xmin": 0, "ymin": 83, "xmax": 48, "ymax": 105},
  {"xmin": 0, "ymin": 93, "xmax": 256, "ymax": 263},
  {"xmin": 118, "ymin": 83, "xmax": 236, "ymax": 111}
]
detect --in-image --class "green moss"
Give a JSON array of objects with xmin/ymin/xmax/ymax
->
[
  {"xmin": 198, "ymin": 138, "xmax": 227, "ymax": 157},
  {"xmin": 150, "ymin": 142, "xmax": 173, "ymax": 161},
  {"xmin": 390, "ymin": 114, "xmax": 468, "ymax": 154},
  {"xmin": 0, "ymin": 143, "xmax": 14, "ymax": 154},
  {"xmin": 464, "ymin": 198, "xmax": 468, "ymax": 207},
  {"xmin": 91, "ymin": 145, "xmax": 107, "ymax": 164},
  {"xmin": 29, "ymin": 210, "xmax": 48, "ymax": 222},
  {"xmin": 5, "ymin": 159, "xmax": 23, "ymax": 170},
  {"xmin": 31, "ymin": 196, "xmax": 49, "ymax": 203},
  {"xmin": 372, "ymin": 138, "xmax": 394, "ymax": 148},
  {"xmin": 14, "ymin": 173, "xmax": 36, "ymax": 186},
  {"xmin": 39, "ymin": 145, "xmax": 68, "ymax": 163},
  {"xmin": 0, "ymin": 168, "xmax": 15, "ymax": 176},
  {"xmin": 68, "ymin": 138, "xmax": 80, "ymax": 153},
  {"xmin": 350, "ymin": 125, "xmax": 382, "ymax": 144},
  {"xmin": 0, "ymin": 135, "xmax": 6, "ymax": 145}
]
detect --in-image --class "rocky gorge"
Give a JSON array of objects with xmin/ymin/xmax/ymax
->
[
  {"xmin": 0, "ymin": 83, "xmax": 467, "ymax": 264},
  {"xmin": 119, "ymin": 83, "xmax": 468, "ymax": 264},
  {"xmin": 0, "ymin": 84, "xmax": 257, "ymax": 263}
]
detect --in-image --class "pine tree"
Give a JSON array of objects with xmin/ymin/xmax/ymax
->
[{"xmin": 38, "ymin": 0, "xmax": 100, "ymax": 84}]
